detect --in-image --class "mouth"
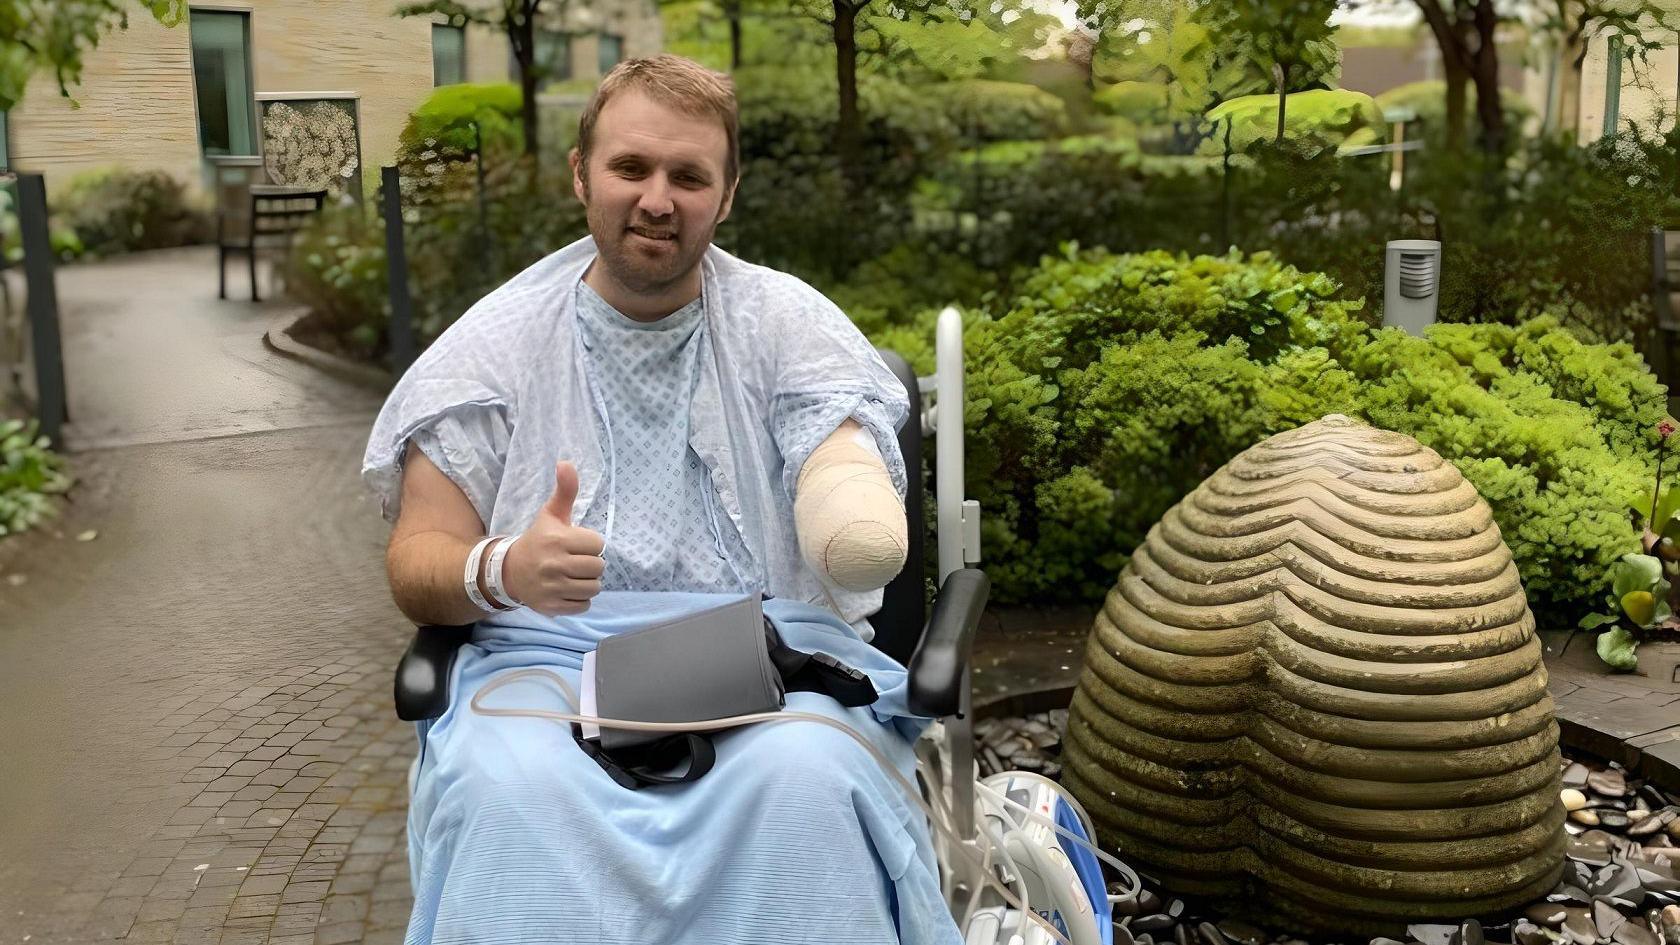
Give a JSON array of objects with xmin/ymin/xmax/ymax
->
[{"xmin": 627, "ymin": 226, "xmax": 677, "ymax": 243}]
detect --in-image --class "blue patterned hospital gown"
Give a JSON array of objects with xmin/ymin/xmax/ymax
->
[
  {"xmin": 396, "ymin": 272, "xmax": 963, "ymax": 945},
  {"xmin": 570, "ymin": 281, "xmax": 753, "ymax": 593}
]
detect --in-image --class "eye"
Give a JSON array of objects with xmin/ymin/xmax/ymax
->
[{"xmin": 675, "ymin": 173, "xmax": 708, "ymax": 188}]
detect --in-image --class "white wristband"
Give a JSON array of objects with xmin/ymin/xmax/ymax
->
[
  {"xmin": 486, "ymin": 535, "xmax": 522, "ymax": 610},
  {"xmin": 464, "ymin": 536, "xmax": 512, "ymax": 614}
]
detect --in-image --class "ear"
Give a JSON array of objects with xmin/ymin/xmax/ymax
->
[
  {"xmin": 570, "ymin": 147, "xmax": 587, "ymax": 203},
  {"xmin": 715, "ymin": 175, "xmax": 740, "ymax": 226}
]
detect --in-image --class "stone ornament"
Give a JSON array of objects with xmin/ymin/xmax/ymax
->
[{"xmin": 1063, "ymin": 414, "xmax": 1565, "ymax": 933}]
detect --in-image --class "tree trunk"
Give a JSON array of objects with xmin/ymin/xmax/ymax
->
[
  {"xmin": 832, "ymin": 0, "xmax": 861, "ymax": 189},
  {"xmin": 1470, "ymin": 0, "xmax": 1505, "ymax": 153},
  {"xmin": 1274, "ymin": 63, "xmax": 1289, "ymax": 143},
  {"xmin": 1556, "ymin": 32, "xmax": 1588, "ymax": 139},
  {"xmin": 1444, "ymin": 64, "xmax": 1469, "ymax": 149},
  {"xmin": 726, "ymin": 0, "xmax": 742, "ymax": 71},
  {"xmin": 511, "ymin": 4, "xmax": 541, "ymax": 160}
]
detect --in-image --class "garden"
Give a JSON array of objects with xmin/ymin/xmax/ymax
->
[{"xmin": 6, "ymin": 0, "xmax": 1680, "ymax": 938}]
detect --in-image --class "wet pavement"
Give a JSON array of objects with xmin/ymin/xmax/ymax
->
[{"xmin": 0, "ymin": 248, "xmax": 410, "ymax": 945}]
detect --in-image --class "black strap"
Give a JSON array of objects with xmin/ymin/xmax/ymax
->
[
  {"xmin": 578, "ymin": 733, "xmax": 717, "ymax": 790},
  {"xmin": 764, "ymin": 617, "xmax": 878, "ymax": 708}
]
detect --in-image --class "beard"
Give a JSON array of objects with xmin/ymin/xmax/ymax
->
[{"xmin": 584, "ymin": 197, "xmax": 720, "ymax": 298}]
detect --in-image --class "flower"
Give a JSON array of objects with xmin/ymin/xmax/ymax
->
[{"xmin": 1661, "ymin": 418, "xmax": 1677, "ymax": 440}]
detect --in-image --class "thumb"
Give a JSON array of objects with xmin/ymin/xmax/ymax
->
[{"xmin": 543, "ymin": 460, "xmax": 579, "ymax": 526}]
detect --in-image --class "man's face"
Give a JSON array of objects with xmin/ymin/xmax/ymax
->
[{"xmin": 571, "ymin": 89, "xmax": 737, "ymax": 298}]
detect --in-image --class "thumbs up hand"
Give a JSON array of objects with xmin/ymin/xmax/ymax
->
[{"xmin": 501, "ymin": 461, "xmax": 607, "ymax": 616}]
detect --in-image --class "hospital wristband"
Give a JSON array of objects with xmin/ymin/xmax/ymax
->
[
  {"xmin": 485, "ymin": 535, "xmax": 523, "ymax": 610},
  {"xmin": 464, "ymin": 536, "xmax": 515, "ymax": 614}
]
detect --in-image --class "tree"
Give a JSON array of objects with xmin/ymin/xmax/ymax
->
[
  {"xmin": 0, "ymin": 0, "xmax": 186, "ymax": 112},
  {"xmin": 396, "ymin": 0, "xmax": 562, "ymax": 161},
  {"xmin": 1083, "ymin": 0, "xmax": 1338, "ymax": 148},
  {"xmin": 1224, "ymin": 0, "xmax": 1340, "ymax": 142}
]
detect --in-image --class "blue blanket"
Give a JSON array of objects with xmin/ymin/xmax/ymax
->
[{"xmin": 404, "ymin": 592, "xmax": 964, "ymax": 945}]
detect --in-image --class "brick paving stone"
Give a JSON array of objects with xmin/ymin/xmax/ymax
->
[{"xmin": 228, "ymin": 894, "xmax": 281, "ymax": 919}]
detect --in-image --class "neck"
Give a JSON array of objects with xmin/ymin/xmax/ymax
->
[{"xmin": 582, "ymin": 261, "xmax": 702, "ymax": 323}]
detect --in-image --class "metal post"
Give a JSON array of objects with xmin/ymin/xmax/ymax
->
[
  {"xmin": 471, "ymin": 120, "xmax": 491, "ymax": 276},
  {"xmin": 17, "ymin": 174, "xmax": 67, "ymax": 445},
  {"xmin": 382, "ymin": 165, "xmax": 417, "ymax": 375}
]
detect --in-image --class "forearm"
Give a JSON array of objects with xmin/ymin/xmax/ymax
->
[{"xmin": 385, "ymin": 528, "xmax": 498, "ymax": 627}]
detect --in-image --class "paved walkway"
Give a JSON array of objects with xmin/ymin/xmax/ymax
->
[{"xmin": 1, "ymin": 247, "xmax": 409, "ymax": 945}]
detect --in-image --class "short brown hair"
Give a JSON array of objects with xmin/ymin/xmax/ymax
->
[{"xmin": 575, "ymin": 55, "xmax": 740, "ymax": 185}]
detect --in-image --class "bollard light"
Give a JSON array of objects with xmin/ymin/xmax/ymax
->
[{"xmin": 1383, "ymin": 239, "xmax": 1441, "ymax": 336}]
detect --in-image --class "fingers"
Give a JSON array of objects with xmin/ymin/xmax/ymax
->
[{"xmin": 543, "ymin": 460, "xmax": 580, "ymax": 526}]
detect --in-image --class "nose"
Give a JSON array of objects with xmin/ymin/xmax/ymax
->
[{"xmin": 636, "ymin": 173, "xmax": 674, "ymax": 218}]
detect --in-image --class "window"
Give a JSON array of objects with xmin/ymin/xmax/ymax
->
[
  {"xmin": 598, "ymin": 33, "xmax": 623, "ymax": 75},
  {"xmin": 433, "ymin": 24, "xmax": 465, "ymax": 86},
  {"xmin": 189, "ymin": 10, "xmax": 257, "ymax": 156},
  {"xmin": 537, "ymin": 30, "xmax": 571, "ymax": 83}
]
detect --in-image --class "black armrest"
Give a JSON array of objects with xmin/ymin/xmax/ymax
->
[
  {"xmin": 907, "ymin": 568, "xmax": 990, "ymax": 719},
  {"xmin": 394, "ymin": 623, "xmax": 476, "ymax": 722}
]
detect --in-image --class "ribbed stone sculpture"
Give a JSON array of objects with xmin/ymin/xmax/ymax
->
[{"xmin": 1062, "ymin": 415, "xmax": 1564, "ymax": 934}]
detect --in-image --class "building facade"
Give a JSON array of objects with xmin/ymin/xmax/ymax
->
[{"xmin": 2, "ymin": 0, "xmax": 661, "ymax": 197}]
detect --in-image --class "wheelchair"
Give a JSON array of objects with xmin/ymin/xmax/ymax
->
[{"xmin": 391, "ymin": 309, "xmax": 1125, "ymax": 945}]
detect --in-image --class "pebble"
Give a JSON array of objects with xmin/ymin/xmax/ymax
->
[
  {"xmin": 1593, "ymin": 769, "xmax": 1631, "ymax": 798},
  {"xmin": 1562, "ymin": 906, "xmax": 1598, "ymax": 945},
  {"xmin": 1595, "ymin": 901, "xmax": 1628, "ymax": 939},
  {"xmin": 1133, "ymin": 914, "xmax": 1177, "ymax": 934},
  {"xmin": 1115, "ymin": 925, "xmax": 1137, "ymax": 945},
  {"xmin": 1565, "ymin": 790, "xmax": 1591, "ymax": 811},
  {"xmin": 1409, "ymin": 924, "xmax": 1456, "ymax": 945},
  {"xmin": 1617, "ymin": 922, "xmax": 1660, "ymax": 945},
  {"xmin": 1574, "ymin": 810, "xmax": 1603, "ymax": 826},
  {"xmin": 1565, "ymin": 764, "xmax": 1593, "ymax": 788},
  {"xmin": 1603, "ymin": 811, "xmax": 1634, "ymax": 831},
  {"xmin": 1529, "ymin": 904, "xmax": 1569, "ymax": 927},
  {"xmin": 1218, "ymin": 920, "xmax": 1265, "ymax": 945},
  {"xmin": 1198, "ymin": 922, "xmax": 1227, "ymax": 945},
  {"xmin": 1449, "ymin": 919, "xmax": 1485, "ymax": 945},
  {"xmin": 1515, "ymin": 920, "xmax": 1552, "ymax": 945}
]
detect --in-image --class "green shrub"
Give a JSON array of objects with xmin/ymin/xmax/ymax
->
[
  {"xmin": 920, "ymin": 138, "xmax": 1223, "ymax": 269},
  {"xmin": 53, "ymin": 168, "xmax": 208, "ymax": 258},
  {"xmin": 1204, "ymin": 89, "xmax": 1388, "ymax": 155},
  {"xmin": 932, "ymin": 79, "xmax": 1070, "ymax": 142},
  {"xmin": 397, "ymin": 82, "xmax": 524, "ymax": 164},
  {"xmin": 871, "ymin": 247, "xmax": 1662, "ymax": 626},
  {"xmin": 0, "ymin": 184, "xmax": 83, "ymax": 265},
  {"xmin": 0, "ymin": 417, "xmax": 72, "ymax": 537}
]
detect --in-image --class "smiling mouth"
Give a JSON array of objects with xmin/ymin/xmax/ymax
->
[{"xmin": 628, "ymin": 227, "xmax": 676, "ymax": 241}]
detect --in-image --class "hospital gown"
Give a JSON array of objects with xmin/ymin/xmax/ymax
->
[{"xmin": 371, "ymin": 242, "xmax": 963, "ymax": 945}]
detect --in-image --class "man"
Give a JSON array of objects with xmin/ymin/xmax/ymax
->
[{"xmin": 362, "ymin": 56, "xmax": 962, "ymax": 944}]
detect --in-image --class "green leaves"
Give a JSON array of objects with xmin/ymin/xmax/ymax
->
[
  {"xmin": 0, "ymin": 0, "xmax": 186, "ymax": 111},
  {"xmin": 1596, "ymin": 626, "xmax": 1641, "ymax": 671},
  {"xmin": 0, "ymin": 417, "xmax": 72, "ymax": 538}
]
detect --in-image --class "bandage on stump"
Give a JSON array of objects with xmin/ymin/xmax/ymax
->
[{"xmin": 794, "ymin": 422, "xmax": 907, "ymax": 592}]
